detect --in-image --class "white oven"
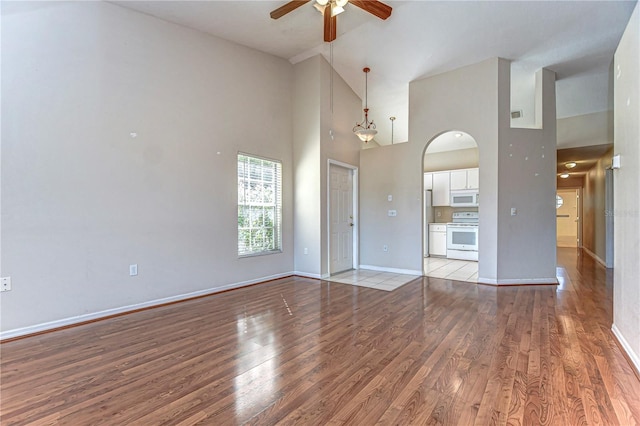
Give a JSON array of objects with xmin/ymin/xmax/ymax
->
[
  {"xmin": 450, "ymin": 190, "xmax": 479, "ymax": 207},
  {"xmin": 446, "ymin": 212, "xmax": 479, "ymax": 261}
]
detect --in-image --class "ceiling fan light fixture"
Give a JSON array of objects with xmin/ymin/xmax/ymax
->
[
  {"xmin": 331, "ymin": 5, "xmax": 345, "ymax": 16},
  {"xmin": 270, "ymin": 0, "xmax": 391, "ymax": 42}
]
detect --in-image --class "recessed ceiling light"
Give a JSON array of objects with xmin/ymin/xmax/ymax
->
[
  {"xmin": 560, "ymin": 173, "xmax": 570, "ymax": 179},
  {"xmin": 565, "ymin": 162, "xmax": 577, "ymax": 169},
  {"xmin": 455, "ymin": 133, "xmax": 463, "ymax": 138}
]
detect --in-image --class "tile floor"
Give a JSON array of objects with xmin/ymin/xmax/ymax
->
[
  {"xmin": 327, "ymin": 269, "xmax": 420, "ymax": 291},
  {"xmin": 424, "ymin": 257, "xmax": 478, "ymax": 283},
  {"xmin": 327, "ymin": 257, "xmax": 479, "ymax": 291}
]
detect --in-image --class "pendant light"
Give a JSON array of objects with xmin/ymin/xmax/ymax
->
[
  {"xmin": 389, "ymin": 116, "xmax": 396, "ymax": 144},
  {"xmin": 353, "ymin": 67, "xmax": 377, "ymax": 143}
]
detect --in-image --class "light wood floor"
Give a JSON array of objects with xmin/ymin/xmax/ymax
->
[{"xmin": 2, "ymin": 248, "xmax": 639, "ymax": 424}]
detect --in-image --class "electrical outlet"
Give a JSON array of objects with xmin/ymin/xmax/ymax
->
[
  {"xmin": 129, "ymin": 264, "xmax": 138, "ymax": 276},
  {"xmin": 1, "ymin": 277, "xmax": 11, "ymax": 292},
  {"xmin": 383, "ymin": 245, "xmax": 388, "ymax": 252}
]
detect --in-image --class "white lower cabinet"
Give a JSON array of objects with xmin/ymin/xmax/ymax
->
[{"xmin": 429, "ymin": 224, "xmax": 447, "ymax": 256}]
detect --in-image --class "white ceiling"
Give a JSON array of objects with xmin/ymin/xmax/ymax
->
[{"xmin": 113, "ymin": 0, "xmax": 637, "ymax": 146}]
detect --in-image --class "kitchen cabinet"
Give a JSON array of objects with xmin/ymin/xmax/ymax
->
[
  {"xmin": 423, "ymin": 172, "xmax": 433, "ymax": 190},
  {"xmin": 468, "ymin": 168, "xmax": 479, "ymax": 189},
  {"xmin": 450, "ymin": 168, "xmax": 479, "ymax": 190},
  {"xmin": 432, "ymin": 172, "xmax": 450, "ymax": 206},
  {"xmin": 429, "ymin": 224, "xmax": 447, "ymax": 256}
]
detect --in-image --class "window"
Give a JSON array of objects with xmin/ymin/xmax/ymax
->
[{"xmin": 237, "ymin": 153, "xmax": 282, "ymax": 257}]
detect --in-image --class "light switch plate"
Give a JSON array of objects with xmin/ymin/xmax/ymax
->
[{"xmin": 1, "ymin": 277, "xmax": 11, "ymax": 292}]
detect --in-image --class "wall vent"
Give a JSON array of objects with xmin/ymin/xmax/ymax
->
[{"xmin": 511, "ymin": 110, "xmax": 523, "ymax": 119}]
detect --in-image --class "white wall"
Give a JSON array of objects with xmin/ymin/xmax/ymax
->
[
  {"xmin": 613, "ymin": 3, "xmax": 640, "ymax": 373},
  {"xmin": 0, "ymin": 2, "xmax": 294, "ymax": 336},
  {"xmin": 360, "ymin": 58, "xmax": 557, "ymax": 284}
]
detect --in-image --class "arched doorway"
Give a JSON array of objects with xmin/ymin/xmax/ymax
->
[{"xmin": 422, "ymin": 131, "xmax": 480, "ymax": 282}]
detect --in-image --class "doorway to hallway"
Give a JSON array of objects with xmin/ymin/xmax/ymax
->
[{"xmin": 556, "ymin": 188, "xmax": 580, "ymax": 247}]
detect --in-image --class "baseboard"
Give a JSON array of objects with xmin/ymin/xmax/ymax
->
[
  {"xmin": 292, "ymin": 271, "xmax": 324, "ymax": 280},
  {"xmin": 611, "ymin": 324, "xmax": 640, "ymax": 378},
  {"xmin": 581, "ymin": 246, "xmax": 607, "ymax": 268},
  {"xmin": 477, "ymin": 277, "xmax": 559, "ymax": 286},
  {"xmin": 0, "ymin": 272, "xmax": 294, "ymax": 341},
  {"xmin": 359, "ymin": 265, "xmax": 423, "ymax": 276}
]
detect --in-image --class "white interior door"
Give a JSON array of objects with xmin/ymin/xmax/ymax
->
[
  {"xmin": 330, "ymin": 164, "xmax": 354, "ymax": 274},
  {"xmin": 557, "ymin": 189, "xmax": 579, "ymax": 247}
]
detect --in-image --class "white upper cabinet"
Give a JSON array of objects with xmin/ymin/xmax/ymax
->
[
  {"xmin": 424, "ymin": 173, "xmax": 433, "ymax": 190},
  {"xmin": 450, "ymin": 170, "xmax": 467, "ymax": 190},
  {"xmin": 467, "ymin": 168, "xmax": 479, "ymax": 189},
  {"xmin": 450, "ymin": 168, "xmax": 479, "ymax": 190},
  {"xmin": 432, "ymin": 172, "xmax": 450, "ymax": 206}
]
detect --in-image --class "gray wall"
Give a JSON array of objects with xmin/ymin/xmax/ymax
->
[
  {"xmin": 292, "ymin": 55, "xmax": 361, "ymax": 278},
  {"xmin": 613, "ymin": 3, "xmax": 640, "ymax": 373},
  {"xmin": 360, "ymin": 58, "xmax": 557, "ymax": 284},
  {"xmin": 496, "ymin": 66, "xmax": 558, "ymax": 282},
  {"xmin": 318, "ymin": 58, "xmax": 362, "ymax": 277},
  {"xmin": 557, "ymin": 111, "xmax": 613, "ymax": 149},
  {"xmin": 292, "ymin": 57, "xmax": 322, "ymax": 276},
  {"xmin": 424, "ymin": 148, "xmax": 479, "ymax": 172},
  {"xmin": 583, "ymin": 147, "xmax": 613, "ymax": 263},
  {"xmin": 1, "ymin": 2, "xmax": 295, "ymax": 335}
]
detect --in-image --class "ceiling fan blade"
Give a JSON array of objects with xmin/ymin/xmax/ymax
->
[
  {"xmin": 324, "ymin": 6, "xmax": 337, "ymax": 42},
  {"xmin": 270, "ymin": 0, "xmax": 311, "ymax": 19},
  {"xmin": 349, "ymin": 0, "xmax": 392, "ymax": 20}
]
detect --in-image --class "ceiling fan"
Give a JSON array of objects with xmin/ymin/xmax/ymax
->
[{"xmin": 270, "ymin": 0, "xmax": 392, "ymax": 42}]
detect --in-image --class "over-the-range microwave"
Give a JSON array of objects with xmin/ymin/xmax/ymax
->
[{"xmin": 450, "ymin": 190, "xmax": 479, "ymax": 207}]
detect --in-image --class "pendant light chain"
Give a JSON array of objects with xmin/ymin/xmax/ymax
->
[
  {"xmin": 330, "ymin": 42, "xmax": 334, "ymax": 114},
  {"xmin": 364, "ymin": 66, "xmax": 368, "ymax": 110}
]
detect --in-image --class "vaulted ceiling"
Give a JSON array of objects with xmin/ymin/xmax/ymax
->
[{"xmin": 114, "ymin": 1, "xmax": 636, "ymax": 147}]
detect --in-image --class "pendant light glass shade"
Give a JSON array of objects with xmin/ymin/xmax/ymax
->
[{"xmin": 354, "ymin": 127, "xmax": 377, "ymax": 142}]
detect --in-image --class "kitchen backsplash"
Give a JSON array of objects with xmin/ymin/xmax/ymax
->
[{"xmin": 433, "ymin": 206, "xmax": 479, "ymax": 223}]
